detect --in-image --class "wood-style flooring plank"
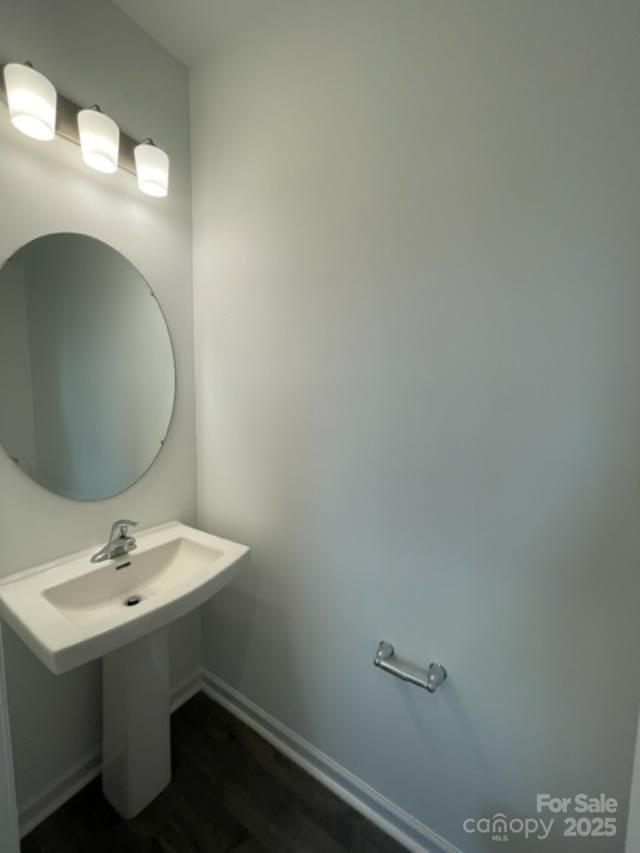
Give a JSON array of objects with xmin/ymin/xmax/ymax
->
[{"xmin": 22, "ymin": 692, "xmax": 407, "ymax": 853}]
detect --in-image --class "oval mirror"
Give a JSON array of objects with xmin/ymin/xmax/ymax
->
[{"xmin": 0, "ymin": 233, "xmax": 175, "ymax": 500}]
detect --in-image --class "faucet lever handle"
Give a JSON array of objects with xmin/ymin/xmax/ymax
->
[{"xmin": 110, "ymin": 519, "xmax": 138, "ymax": 540}]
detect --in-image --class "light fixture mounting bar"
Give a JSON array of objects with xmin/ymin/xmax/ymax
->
[{"xmin": 0, "ymin": 62, "xmax": 137, "ymax": 175}]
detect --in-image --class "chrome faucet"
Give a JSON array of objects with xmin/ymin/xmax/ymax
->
[{"xmin": 91, "ymin": 519, "xmax": 138, "ymax": 563}]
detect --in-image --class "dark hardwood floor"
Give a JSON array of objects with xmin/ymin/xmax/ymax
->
[{"xmin": 22, "ymin": 692, "xmax": 408, "ymax": 853}]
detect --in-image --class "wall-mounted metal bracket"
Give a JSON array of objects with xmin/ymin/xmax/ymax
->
[{"xmin": 374, "ymin": 641, "xmax": 447, "ymax": 694}]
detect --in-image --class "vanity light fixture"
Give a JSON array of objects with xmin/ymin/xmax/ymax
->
[
  {"xmin": 77, "ymin": 105, "xmax": 120, "ymax": 174},
  {"xmin": 1, "ymin": 59, "xmax": 169, "ymax": 197},
  {"xmin": 3, "ymin": 61, "xmax": 57, "ymax": 141},
  {"xmin": 134, "ymin": 139, "xmax": 170, "ymax": 198}
]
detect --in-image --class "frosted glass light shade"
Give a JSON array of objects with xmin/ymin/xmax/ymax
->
[
  {"xmin": 3, "ymin": 63, "xmax": 57, "ymax": 141},
  {"xmin": 77, "ymin": 108, "xmax": 119, "ymax": 173},
  {"xmin": 134, "ymin": 142, "xmax": 169, "ymax": 198}
]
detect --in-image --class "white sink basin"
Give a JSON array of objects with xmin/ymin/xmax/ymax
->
[{"xmin": 0, "ymin": 520, "xmax": 249, "ymax": 674}]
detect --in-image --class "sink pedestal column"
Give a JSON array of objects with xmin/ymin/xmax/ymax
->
[{"xmin": 102, "ymin": 627, "xmax": 171, "ymax": 818}]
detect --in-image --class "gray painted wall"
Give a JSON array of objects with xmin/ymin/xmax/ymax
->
[
  {"xmin": 0, "ymin": 633, "xmax": 18, "ymax": 852},
  {"xmin": 0, "ymin": 0, "xmax": 199, "ymax": 823},
  {"xmin": 191, "ymin": 2, "xmax": 640, "ymax": 850}
]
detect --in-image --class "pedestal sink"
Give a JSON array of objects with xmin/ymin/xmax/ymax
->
[{"xmin": 0, "ymin": 521, "xmax": 249, "ymax": 817}]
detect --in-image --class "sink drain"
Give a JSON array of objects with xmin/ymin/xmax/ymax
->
[{"xmin": 125, "ymin": 594, "xmax": 142, "ymax": 607}]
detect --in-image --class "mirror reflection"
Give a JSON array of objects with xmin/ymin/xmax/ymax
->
[{"xmin": 0, "ymin": 233, "xmax": 175, "ymax": 500}]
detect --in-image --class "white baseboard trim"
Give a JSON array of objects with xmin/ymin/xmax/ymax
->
[
  {"xmin": 200, "ymin": 667, "xmax": 460, "ymax": 853},
  {"xmin": 17, "ymin": 667, "xmax": 458, "ymax": 853},
  {"xmin": 17, "ymin": 670, "xmax": 202, "ymax": 838},
  {"xmin": 18, "ymin": 748, "xmax": 102, "ymax": 838},
  {"xmin": 169, "ymin": 670, "xmax": 203, "ymax": 713}
]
